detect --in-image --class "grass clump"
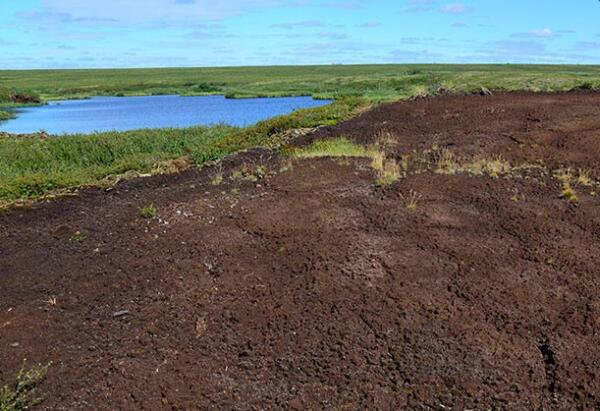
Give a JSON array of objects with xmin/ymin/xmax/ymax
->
[
  {"xmin": 290, "ymin": 137, "xmax": 373, "ymax": 159},
  {"xmin": 151, "ymin": 157, "xmax": 190, "ymax": 175},
  {"xmin": 140, "ymin": 204, "xmax": 157, "ymax": 219},
  {"xmin": 433, "ymin": 148, "xmax": 459, "ymax": 175},
  {"xmin": 465, "ymin": 156, "xmax": 513, "ymax": 178},
  {"xmin": 576, "ymin": 169, "xmax": 594, "ymax": 186},
  {"xmin": 69, "ymin": 231, "xmax": 86, "ymax": 243},
  {"xmin": 231, "ymin": 164, "xmax": 268, "ymax": 182},
  {"xmin": 371, "ymin": 151, "xmax": 401, "ymax": 187},
  {"xmin": 292, "ymin": 137, "xmax": 401, "ymax": 186},
  {"xmin": 401, "ymin": 190, "xmax": 422, "ymax": 211},
  {"xmin": 211, "ymin": 165, "xmax": 224, "ymax": 185},
  {"xmin": 554, "ymin": 168, "xmax": 580, "ymax": 203},
  {"xmin": 431, "ymin": 147, "xmax": 512, "ymax": 178},
  {"xmin": 560, "ymin": 184, "xmax": 579, "ymax": 203},
  {"xmin": 0, "ymin": 363, "xmax": 50, "ymax": 411}
]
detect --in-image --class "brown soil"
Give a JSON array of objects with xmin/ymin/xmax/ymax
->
[{"xmin": 2, "ymin": 91, "xmax": 600, "ymax": 410}]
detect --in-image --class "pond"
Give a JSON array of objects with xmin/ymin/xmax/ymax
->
[{"xmin": 0, "ymin": 95, "xmax": 332, "ymax": 135}]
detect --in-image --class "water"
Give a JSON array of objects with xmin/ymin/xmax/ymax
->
[{"xmin": 0, "ymin": 95, "xmax": 331, "ymax": 135}]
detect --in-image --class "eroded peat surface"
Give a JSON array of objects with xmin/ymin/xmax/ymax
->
[{"xmin": 2, "ymin": 91, "xmax": 600, "ymax": 410}]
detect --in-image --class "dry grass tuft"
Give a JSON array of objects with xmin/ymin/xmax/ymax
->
[
  {"xmin": 373, "ymin": 156, "xmax": 401, "ymax": 187},
  {"xmin": 290, "ymin": 138, "xmax": 373, "ymax": 159},
  {"xmin": 434, "ymin": 148, "xmax": 460, "ymax": 175},
  {"xmin": 401, "ymin": 190, "xmax": 422, "ymax": 211},
  {"xmin": 151, "ymin": 157, "xmax": 190, "ymax": 175},
  {"xmin": 211, "ymin": 165, "xmax": 224, "ymax": 186},
  {"xmin": 231, "ymin": 163, "xmax": 269, "ymax": 182},
  {"xmin": 577, "ymin": 169, "xmax": 594, "ymax": 186},
  {"xmin": 375, "ymin": 131, "xmax": 397, "ymax": 151},
  {"xmin": 560, "ymin": 184, "xmax": 579, "ymax": 203}
]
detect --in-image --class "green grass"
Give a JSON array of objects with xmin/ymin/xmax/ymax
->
[
  {"xmin": 1, "ymin": 64, "xmax": 600, "ymax": 204},
  {"xmin": 290, "ymin": 137, "xmax": 403, "ymax": 187},
  {"xmin": 0, "ymin": 125, "xmax": 233, "ymax": 200},
  {"xmin": 0, "ymin": 110, "xmax": 15, "ymax": 122},
  {"xmin": 140, "ymin": 204, "xmax": 157, "ymax": 218},
  {"xmin": 0, "ymin": 98, "xmax": 363, "ymax": 203},
  {"xmin": 289, "ymin": 137, "xmax": 374, "ymax": 159},
  {"xmin": 0, "ymin": 364, "xmax": 50, "ymax": 411},
  {"xmin": 1, "ymin": 64, "xmax": 599, "ymax": 103}
]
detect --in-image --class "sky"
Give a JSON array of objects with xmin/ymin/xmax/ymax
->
[{"xmin": 1, "ymin": 0, "xmax": 600, "ymax": 69}]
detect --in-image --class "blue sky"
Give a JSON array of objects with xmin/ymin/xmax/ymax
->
[{"xmin": 1, "ymin": 0, "xmax": 600, "ymax": 68}]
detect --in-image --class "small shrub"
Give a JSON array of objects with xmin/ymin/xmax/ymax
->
[{"xmin": 140, "ymin": 204, "xmax": 157, "ymax": 218}]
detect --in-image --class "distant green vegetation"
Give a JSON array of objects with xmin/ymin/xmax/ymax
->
[
  {"xmin": 0, "ymin": 97, "xmax": 363, "ymax": 203},
  {"xmin": 0, "ymin": 86, "xmax": 41, "ymax": 121},
  {"xmin": 0, "ymin": 110, "xmax": 15, "ymax": 121},
  {"xmin": 1, "ymin": 64, "xmax": 600, "ymax": 102},
  {"xmin": 1, "ymin": 64, "xmax": 600, "ymax": 205}
]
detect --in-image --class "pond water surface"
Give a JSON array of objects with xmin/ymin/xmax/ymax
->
[{"xmin": 0, "ymin": 95, "xmax": 331, "ymax": 135}]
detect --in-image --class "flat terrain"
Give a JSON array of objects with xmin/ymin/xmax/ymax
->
[
  {"xmin": 2, "ymin": 64, "xmax": 600, "ymax": 101},
  {"xmin": 2, "ymin": 91, "xmax": 600, "ymax": 409}
]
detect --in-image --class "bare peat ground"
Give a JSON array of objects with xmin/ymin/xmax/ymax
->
[{"xmin": 2, "ymin": 91, "xmax": 600, "ymax": 410}]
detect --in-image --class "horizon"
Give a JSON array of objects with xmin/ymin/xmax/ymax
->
[
  {"xmin": 2, "ymin": 0, "xmax": 600, "ymax": 69},
  {"xmin": 4, "ymin": 62, "xmax": 600, "ymax": 73}
]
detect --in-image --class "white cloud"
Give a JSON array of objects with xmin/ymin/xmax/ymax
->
[
  {"xmin": 511, "ymin": 28, "xmax": 556, "ymax": 39},
  {"xmin": 440, "ymin": 3, "xmax": 473, "ymax": 14},
  {"xmin": 530, "ymin": 28, "xmax": 555, "ymax": 38},
  {"xmin": 38, "ymin": 0, "xmax": 283, "ymax": 22}
]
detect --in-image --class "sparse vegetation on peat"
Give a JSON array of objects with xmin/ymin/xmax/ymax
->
[
  {"xmin": 0, "ymin": 363, "xmax": 50, "ymax": 411},
  {"xmin": 5, "ymin": 90, "xmax": 600, "ymax": 410},
  {"xmin": 289, "ymin": 137, "xmax": 402, "ymax": 186},
  {"xmin": 289, "ymin": 137, "xmax": 374, "ymax": 159},
  {"xmin": 140, "ymin": 203, "xmax": 157, "ymax": 219}
]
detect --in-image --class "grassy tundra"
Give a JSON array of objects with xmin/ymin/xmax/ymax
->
[
  {"xmin": 2, "ymin": 64, "xmax": 600, "ymax": 101},
  {"xmin": 1, "ymin": 64, "xmax": 600, "ymax": 206}
]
